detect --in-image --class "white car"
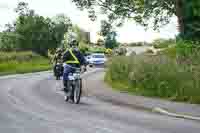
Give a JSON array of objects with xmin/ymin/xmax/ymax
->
[
  {"xmin": 87, "ymin": 53, "xmax": 107, "ymax": 66},
  {"xmin": 85, "ymin": 55, "xmax": 91, "ymax": 64}
]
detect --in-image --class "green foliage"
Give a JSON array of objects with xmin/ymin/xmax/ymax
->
[
  {"xmin": 180, "ymin": 0, "xmax": 200, "ymax": 40},
  {"xmin": 157, "ymin": 47, "xmax": 177, "ymax": 59},
  {"xmin": 72, "ymin": 0, "xmax": 175, "ymax": 30},
  {"xmin": 79, "ymin": 41, "xmax": 89, "ymax": 54},
  {"xmin": 153, "ymin": 39, "xmax": 175, "ymax": 49},
  {"xmin": 105, "ymin": 48, "xmax": 113, "ymax": 55},
  {"xmin": 0, "ymin": 59, "xmax": 50, "ymax": 75},
  {"xmin": 72, "ymin": 0, "xmax": 200, "ymax": 41},
  {"xmin": 106, "ymin": 41, "xmax": 200, "ymax": 103},
  {"xmin": 100, "ymin": 20, "xmax": 112, "ymax": 37},
  {"xmin": 176, "ymin": 40, "xmax": 200, "ymax": 56},
  {"xmin": 0, "ymin": 51, "xmax": 50, "ymax": 75},
  {"xmin": 73, "ymin": 25, "xmax": 90, "ymax": 43},
  {"xmin": 0, "ymin": 51, "xmax": 41, "ymax": 62},
  {"xmin": 0, "ymin": 32, "xmax": 22, "ymax": 51},
  {"xmin": 176, "ymin": 40, "xmax": 200, "ymax": 66},
  {"xmin": 63, "ymin": 25, "xmax": 90, "ymax": 48},
  {"xmin": 89, "ymin": 47, "xmax": 106, "ymax": 53},
  {"xmin": 99, "ymin": 20, "xmax": 118, "ymax": 49},
  {"xmin": 105, "ymin": 31, "xmax": 118, "ymax": 49},
  {"xmin": 0, "ymin": 2, "xmax": 72, "ymax": 56}
]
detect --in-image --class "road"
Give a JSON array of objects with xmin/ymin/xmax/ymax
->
[{"xmin": 0, "ymin": 70, "xmax": 199, "ymax": 133}]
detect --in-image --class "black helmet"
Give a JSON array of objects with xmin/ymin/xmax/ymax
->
[{"xmin": 70, "ymin": 39, "xmax": 79, "ymax": 47}]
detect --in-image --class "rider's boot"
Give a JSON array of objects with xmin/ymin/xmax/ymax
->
[
  {"xmin": 63, "ymin": 80, "xmax": 68, "ymax": 92},
  {"xmin": 63, "ymin": 80, "xmax": 73, "ymax": 100}
]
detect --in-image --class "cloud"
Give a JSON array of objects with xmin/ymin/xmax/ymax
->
[
  {"xmin": 0, "ymin": 0, "xmax": 17, "ymax": 10},
  {"xmin": 0, "ymin": 4, "xmax": 9, "ymax": 10}
]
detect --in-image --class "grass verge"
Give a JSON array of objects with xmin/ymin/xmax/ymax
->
[
  {"xmin": 0, "ymin": 51, "xmax": 51, "ymax": 76},
  {"xmin": 105, "ymin": 45, "xmax": 200, "ymax": 104}
]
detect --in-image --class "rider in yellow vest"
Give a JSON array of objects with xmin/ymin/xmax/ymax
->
[{"xmin": 62, "ymin": 39, "xmax": 86, "ymax": 96}]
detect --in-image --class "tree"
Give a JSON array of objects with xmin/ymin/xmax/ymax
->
[
  {"xmin": 72, "ymin": 0, "xmax": 175, "ymax": 29},
  {"xmin": 4, "ymin": 23, "xmax": 15, "ymax": 32},
  {"xmin": 73, "ymin": 25, "xmax": 90, "ymax": 43},
  {"xmin": 180, "ymin": 0, "xmax": 200, "ymax": 40},
  {"xmin": 0, "ymin": 32, "xmax": 23, "ymax": 51},
  {"xmin": 96, "ymin": 38, "xmax": 104, "ymax": 46},
  {"xmin": 99, "ymin": 20, "xmax": 118, "ymax": 49},
  {"xmin": 72, "ymin": 0, "xmax": 200, "ymax": 41},
  {"xmin": 0, "ymin": 2, "xmax": 72, "ymax": 55},
  {"xmin": 63, "ymin": 25, "xmax": 90, "ymax": 48},
  {"xmin": 51, "ymin": 14, "xmax": 72, "ymax": 49},
  {"xmin": 100, "ymin": 20, "xmax": 112, "ymax": 37},
  {"xmin": 105, "ymin": 31, "xmax": 118, "ymax": 49}
]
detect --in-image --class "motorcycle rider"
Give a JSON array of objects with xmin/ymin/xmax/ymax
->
[
  {"xmin": 53, "ymin": 48, "xmax": 63, "ymax": 76},
  {"xmin": 62, "ymin": 38, "xmax": 86, "ymax": 100}
]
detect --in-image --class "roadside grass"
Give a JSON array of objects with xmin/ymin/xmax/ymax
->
[
  {"xmin": 154, "ymin": 43, "xmax": 171, "ymax": 49},
  {"xmin": 105, "ymin": 41, "xmax": 200, "ymax": 104},
  {"xmin": 157, "ymin": 47, "xmax": 177, "ymax": 59},
  {"xmin": 0, "ymin": 51, "xmax": 51, "ymax": 75},
  {"xmin": 153, "ymin": 39, "xmax": 175, "ymax": 49},
  {"xmin": 89, "ymin": 47, "xmax": 106, "ymax": 53},
  {"xmin": 0, "ymin": 51, "xmax": 41, "ymax": 62}
]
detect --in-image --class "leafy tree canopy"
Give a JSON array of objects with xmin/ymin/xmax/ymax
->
[{"xmin": 72, "ymin": 0, "xmax": 200, "ymax": 41}]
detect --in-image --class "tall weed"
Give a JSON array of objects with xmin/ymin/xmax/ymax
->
[{"xmin": 106, "ymin": 41, "xmax": 200, "ymax": 103}]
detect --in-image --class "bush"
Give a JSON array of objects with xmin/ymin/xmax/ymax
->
[
  {"xmin": 0, "ymin": 59, "xmax": 51, "ymax": 75},
  {"xmin": 89, "ymin": 47, "xmax": 106, "ymax": 53},
  {"xmin": 0, "ymin": 51, "xmax": 51, "ymax": 75},
  {"xmin": 79, "ymin": 42, "xmax": 89, "ymax": 54},
  {"xmin": 145, "ymin": 49, "xmax": 154, "ymax": 54},
  {"xmin": 106, "ymin": 49, "xmax": 200, "ymax": 104},
  {"xmin": 0, "ymin": 51, "xmax": 43, "ymax": 62},
  {"xmin": 115, "ymin": 47, "xmax": 127, "ymax": 55},
  {"xmin": 105, "ymin": 48, "xmax": 113, "ymax": 56},
  {"xmin": 153, "ymin": 39, "xmax": 175, "ymax": 49},
  {"xmin": 157, "ymin": 47, "xmax": 177, "ymax": 59},
  {"xmin": 129, "ymin": 42, "xmax": 143, "ymax": 47}
]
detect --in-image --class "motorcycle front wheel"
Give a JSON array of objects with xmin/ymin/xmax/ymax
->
[{"xmin": 73, "ymin": 79, "xmax": 82, "ymax": 104}]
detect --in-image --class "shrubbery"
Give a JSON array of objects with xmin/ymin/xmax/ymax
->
[
  {"xmin": 0, "ymin": 51, "xmax": 50, "ymax": 75},
  {"xmin": 105, "ymin": 40, "xmax": 200, "ymax": 104},
  {"xmin": 0, "ymin": 51, "xmax": 42, "ymax": 62},
  {"xmin": 79, "ymin": 42, "xmax": 89, "ymax": 54},
  {"xmin": 153, "ymin": 39, "xmax": 175, "ymax": 49}
]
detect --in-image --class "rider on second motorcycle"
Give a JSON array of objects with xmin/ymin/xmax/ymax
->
[
  {"xmin": 62, "ymin": 38, "xmax": 86, "ymax": 100},
  {"xmin": 53, "ymin": 48, "xmax": 64, "ymax": 76}
]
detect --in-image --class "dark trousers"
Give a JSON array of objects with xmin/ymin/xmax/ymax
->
[{"xmin": 63, "ymin": 65, "xmax": 76, "ymax": 92}]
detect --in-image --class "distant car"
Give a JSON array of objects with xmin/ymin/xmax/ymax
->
[
  {"xmin": 87, "ymin": 53, "xmax": 107, "ymax": 66},
  {"xmin": 85, "ymin": 55, "xmax": 91, "ymax": 65}
]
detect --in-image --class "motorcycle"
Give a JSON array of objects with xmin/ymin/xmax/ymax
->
[
  {"xmin": 64, "ymin": 68, "xmax": 84, "ymax": 104},
  {"xmin": 54, "ymin": 63, "xmax": 63, "ymax": 80}
]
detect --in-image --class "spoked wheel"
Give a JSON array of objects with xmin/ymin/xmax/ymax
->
[{"xmin": 73, "ymin": 79, "xmax": 82, "ymax": 104}]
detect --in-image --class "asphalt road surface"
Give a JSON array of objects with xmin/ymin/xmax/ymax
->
[{"xmin": 0, "ymin": 70, "xmax": 199, "ymax": 133}]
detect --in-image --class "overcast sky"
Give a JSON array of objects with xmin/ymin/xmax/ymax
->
[{"xmin": 0, "ymin": 0, "xmax": 178, "ymax": 43}]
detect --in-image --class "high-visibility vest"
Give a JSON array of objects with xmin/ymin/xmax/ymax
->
[{"xmin": 65, "ymin": 49, "xmax": 80, "ymax": 64}]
